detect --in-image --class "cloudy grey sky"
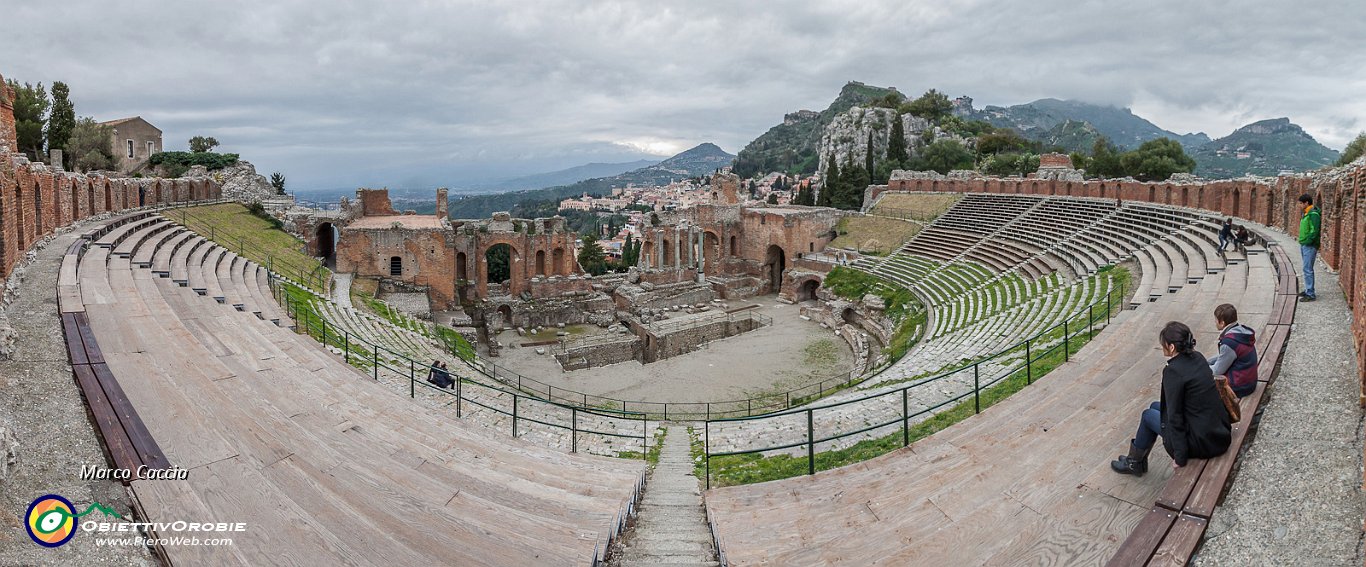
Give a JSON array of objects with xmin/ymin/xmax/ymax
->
[{"xmin": 5, "ymin": 0, "xmax": 1362, "ymax": 191}]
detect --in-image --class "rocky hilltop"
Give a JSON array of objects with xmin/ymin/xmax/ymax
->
[
  {"xmin": 816, "ymin": 106, "xmax": 963, "ymax": 177},
  {"xmin": 1193, "ymin": 118, "xmax": 1339, "ymax": 178},
  {"xmin": 732, "ymin": 81, "xmax": 902, "ymax": 177}
]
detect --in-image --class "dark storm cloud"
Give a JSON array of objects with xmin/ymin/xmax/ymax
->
[{"xmin": 4, "ymin": 0, "xmax": 1362, "ymax": 189}]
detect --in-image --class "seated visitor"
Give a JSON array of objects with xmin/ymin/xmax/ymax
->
[
  {"xmin": 434, "ymin": 362, "xmax": 455, "ymax": 389},
  {"xmin": 1111, "ymin": 321, "xmax": 1232, "ymax": 476},
  {"xmin": 426, "ymin": 359, "xmax": 443, "ymax": 386},
  {"xmin": 1208, "ymin": 303, "xmax": 1258, "ymax": 398},
  {"xmin": 1234, "ymin": 225, "xmax": 1251, "ymax": 252}
]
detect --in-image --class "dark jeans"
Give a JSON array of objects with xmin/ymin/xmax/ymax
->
[
  {"xmin": 1134, "ymin": 401, "xmax": 1162, "ymax": 451},
  {"xmin": 1219, "ymin": 235, "xmax": 1230, "ymax": 251}
]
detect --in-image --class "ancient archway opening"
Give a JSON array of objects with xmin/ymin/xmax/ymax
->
[
  {"xmin": 486, "ymin": 243, "xmax": 513, "ymax": 285},
  {"xmin": 765, "ymin": 244, "xmax": 786, "ymax": 293},
  {"xmin": 316, "ymin": 222, "xmax": 338, "ymax": 268},
  {"xmin": 799, "ymin": 279, "xmax": 820, "ymax": 302},
  {"xmin": 535, "ymin": 250, "xmax": 547, "ymax": 277}
]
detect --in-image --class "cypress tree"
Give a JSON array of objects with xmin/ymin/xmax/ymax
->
[
  {"xmin": 888, "ymin": 113, "xmax": 908, "ymax": 166},
  {"xmin": 819, "ymin": 154, "xmax": 839, "ymax": 207},
  {"xmin": 47, "ymin": 81, "xmax": 75, "ymax": 166},
  {"xmin": 864, "ymin": 131, "xmax": 875, "ymax": 181}
]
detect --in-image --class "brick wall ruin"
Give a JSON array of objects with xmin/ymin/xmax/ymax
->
[{"xmin": 875, "ymin": 164, "xmax": 1366, "ymax": 399}]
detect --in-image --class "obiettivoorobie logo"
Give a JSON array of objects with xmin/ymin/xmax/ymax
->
[{"xmin": 24, "ymin": 494, "xmax": 124, "ymax": 548}]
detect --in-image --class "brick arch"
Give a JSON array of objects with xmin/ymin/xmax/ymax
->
[{"xmin": 477, "ymin": 239, "xmax": 523, "ymax": 298}]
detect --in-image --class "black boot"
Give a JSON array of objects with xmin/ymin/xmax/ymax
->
[{"xmin": 1110, "ymin": 440, "xmax": 1150, "ymax": 476}]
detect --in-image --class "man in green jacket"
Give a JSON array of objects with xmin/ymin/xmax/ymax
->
[{"xmin": 1297, "ymin": 193, "xmax": 1321, "ymax": 301}]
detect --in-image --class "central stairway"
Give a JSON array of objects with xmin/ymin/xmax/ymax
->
[{"xmin": 612, "ymin": 426, "xmax": 719, "ymax": 567}]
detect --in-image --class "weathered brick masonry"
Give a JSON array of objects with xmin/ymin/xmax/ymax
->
[
  {"xmin": 877, "ymin": 165, "xmax": 1366, "ymax": 400},
  {"xmin": 0, "ymin": 72, "xmax": 222, "ymax": 283}
]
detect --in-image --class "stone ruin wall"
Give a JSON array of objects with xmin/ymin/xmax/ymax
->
[
  {"xmin": 0, "ymin": 153, "xmax": 221, "ymax": 282},
  {"xmin": 874, "ymin": 164, "xmax": 1366, "ymax": 396}
]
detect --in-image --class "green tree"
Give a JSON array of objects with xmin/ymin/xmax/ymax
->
[
  {"xmin": 976, "ymin": 130, "xmax": 1032, "ymax": 155},
  {"xmin": 577, "ymin": 234, "xmax": 608, "ymax": 276},
  {"xmin": 6, "ymin": 80, "xmax": 49, "ymax": 160},
  {"xmin": 622, "ymin": 234, "xmax": 636, "ymax": 266},
  {"xmin": 901, "ymin": 89, "xmax": 953, "ymax": 122},
  {"xmin": 818, "ymin": 154, "xmax": 838, "ymax": 207},
  {"xmin": 1084, "ymin": 137, "xmax": 1125, "ymax": 178},
  {"xmin": 766, "ymin": 192, "xmax": 779, "ymax": 204},
  {"xmin": 864, "ymin": 131, "xmax": 876, "ymax": 182},
  {"xmin": 1118, "ymin": 137, "xmax": 1195, "ymax": 181},
  {"xmin": 916, "ymin": 139, "xmax": 974, "ymax": 174},
  {"xmin": 887, "ymin": 113, "xmax": 908, "ymax": 167},
  {"xmin": 835, "ymin": 155, "xmax": 869, "ymax": 210},
  {"xmin": 46, "ymin": 81, "xmax": 75, "ymax": 165},
  {"xmin": 1337, "ymin": 133, "xmax": 1366, "ymax": 166},
  {"xmin": 269, "ymin": 172, "xmax": 286, "ymax": 195},
  {"xmin": 66, "ymin": 117, "xmax": 116, "ymax": 172},
  {"xmin": 793, "ymin": 183, "xmax": 814, "ymax": 206},
  {"xmin": 485, "ymin": 245, "xmax": 511, "ymax": 283},
  {"xmin": 189, "ymin": 136, "xmax": 219, "ymax": 153}
]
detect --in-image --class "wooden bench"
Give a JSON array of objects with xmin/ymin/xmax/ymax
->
[
  {"xmin": 59, "ymin": 228, "xmax": 170, "ymax": 483},
  {"xmin": 1106, "ymin": 232, "xmax": 1295, "ymax": 566}
]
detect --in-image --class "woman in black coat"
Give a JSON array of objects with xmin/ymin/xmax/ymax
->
[{"xmin": 1111, "ymin": 321, "xmax": 1232, "ymax": 475}]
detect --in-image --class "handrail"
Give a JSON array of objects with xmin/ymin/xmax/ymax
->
[
  {"xmin": 701, "ymin": 278, "xmax": 1126, "ymax": 487},
  {"xmin": 270, "ymin": 279, "xmax": 653, "ymax": 459},
  {"xmin": 164, "ymin": 204, "xmax": 332, "ymax": 295}
]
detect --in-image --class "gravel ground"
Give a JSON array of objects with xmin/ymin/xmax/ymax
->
[
  {"xmin": 492, "ymin": 296, "xmax": 856, "ymax": 403},
  {"xmin": 0, "ymin": 228, "xmax": 155, "ymax": 565},
  {"xmin": 1193, "ymin": 231, "xmax": 1365, "ymax": 566}
]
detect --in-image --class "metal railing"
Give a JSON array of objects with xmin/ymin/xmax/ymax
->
[
  {"xmin": 701, "ymin": 281, "xmax": 1126, "ymax": 488},
  {"xmin": 644, "ymin": 309, "xmax": 771, "ymax": 334},
  {"xmin": 271, "ymin": 281, "xmax": 652, "ymax": 458},
  {"xmin": 166, "ymin": 205, "xmax": 332, "ymax": 295},
  {"xmin": 867, "ymin": 206, "xmax": 944, "ymax": 223}
]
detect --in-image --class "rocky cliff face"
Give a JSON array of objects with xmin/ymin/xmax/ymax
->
[
  {"xmin": 816, "ymin": 107, "xmax": 960, "ymax": 176},
  {"xmin": 195, "ymin": 160, "xmax": 274, "ymax": 203}
]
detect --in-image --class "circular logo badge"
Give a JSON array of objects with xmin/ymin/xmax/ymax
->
[{"xmin": 25, "ymin": 494, "xmax": 78, "ymax": 548}]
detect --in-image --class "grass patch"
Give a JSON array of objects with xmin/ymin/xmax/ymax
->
[
  {"xmin": 166, "ymin": 203, "xmax": 328, "ymax": 294},
  {"xmin": 277, "ymin": 282, "xmax": 375, "ymax": 370},
  {"xmin": 829, "ymin": 216, "xmax": 921, "ymax": 255},
  {"xmin": 802, "ymin": 338, "xmax": 841, "ymax": 368},
  {"xmin": 617, "ymin": 426, "xmax": 667, "ymax": 466},
  {"xmin": 870, "ymin": 193, "xmax": 961, "ymax": 220}
]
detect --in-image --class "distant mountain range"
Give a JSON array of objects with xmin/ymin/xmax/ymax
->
[
  {"xmin": 965, "ymin": 98, "xmax": 1211, "ymax": 151},
  {"xmin": 732, "ymin": 82, "xmax": 1338, "ymax": 180},
  {"xmin": 1192, "ymin": 118, "xmax": 1339, "ymax": 178},
  {"xmin": 447, "ymin": 143, "xmax": 734, "ymax": 218},
  {"xmin": 469, "ymin": 160, "xmax": 659, "ymax": 192}
]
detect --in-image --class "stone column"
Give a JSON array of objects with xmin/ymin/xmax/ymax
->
[
  {"xmin": 672, "ymin": 228, "xmax": 682, "ymax": 270},
  {"xmin": 655, "ymin": 230, "xmax": 664, "ymax": 268},
  {"xmin": 696, "ymin": 229, "xmax": 706, "ymax": 283}
]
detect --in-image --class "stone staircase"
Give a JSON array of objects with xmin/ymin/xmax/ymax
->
[{"xmin": 611, "ymin": 426, "xmax": 719, "ymax": 567}]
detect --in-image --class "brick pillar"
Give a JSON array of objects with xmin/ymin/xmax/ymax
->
[
  {"xmin": 436, "ymin": 187, "xmax": 448, "ymax": 219},
  {"xmin": 672, "ymin": 228, "xmax": 681, "ymax": 270}
]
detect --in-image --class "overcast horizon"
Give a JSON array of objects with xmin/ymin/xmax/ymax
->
[{"xmin": 5, "ymin": 0, "xmax": 1363, "ymax": 191}]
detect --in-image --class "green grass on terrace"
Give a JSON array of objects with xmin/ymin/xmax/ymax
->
[{"xmin": 164, "ymin": 203, "xmax": 329, "ymax": 294}]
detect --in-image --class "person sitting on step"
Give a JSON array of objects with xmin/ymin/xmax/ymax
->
[
  {"xmin": 1234, "ymin": 225, "xmax": 1251, "ymax": 254},
  {"xmin": 434, "ymin": 362, "xmax": 455, "ymax": 389},
  {"xmin": 426, "ymin": 359, "xmax": 443, "ymax": 386},
  {"xmin": 1111, "ymin": 321, "xmax": 1232, "ymax": 476},
  {"xmin": 1208, "ymin": 303, "xmax": 1258, "ymax": 398}
]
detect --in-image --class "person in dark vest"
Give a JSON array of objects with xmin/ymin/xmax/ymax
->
[
  {"xmin": 1218, "ymin": 218, "xmax": 1235, "ymax": 252},
  {"xmin": 434, "ymin": 362, "xmax": 454, "ymax": 389},
  {"xmin": 425, "ymin": 359, "xmax": 441, "ymax": 386},
  {"xmin": 1111, "ymin": 321, "xmax": 1232, "ymax": 476},
  {"xmin": 1234, "ymin": 225, "xmax": 1251, "ymax": 253},
  {"xmin": 1208, "ymin": 303, "xmax": 1258, "ymax": 398}
]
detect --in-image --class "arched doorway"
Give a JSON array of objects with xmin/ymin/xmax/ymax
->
[
  {"xmin": 552, "ymin": 247, "xmax": 565, "ymax": 275},
  {"xmin": 703, "ymin": 231, "xmax": 720, "ymax": 274},
  {"xmin": 1231, "ymin": 188, "xmax": 1241, "ymax": 217},
  {"xmin": 535, "ymin": 250, "xmax": 547, "ymax": 277},
  {"xmin": 316, "ymin": 222, "xmax": 338, "ymax": 268},
  {"xmin": 485, "ymin": 244, "xmax": 513, "ymax": 288},
  {"xmin": 764, "ymin": 245, "xmax": 786, "ymax": 294},
  {"xmin": 138, "ymin": 187, "xmax": 146, "ymax": 207},
  {"xmin": 663, "ymin": 238, "xmax": 673, "ymax": 267},
  {"xmin": 497, "ymin": 304, "xmax": 513, "ymax": 328},
  {"xmin": 798, "ymin": 279, "xmax": 820, "ymax": 302},
  {"xmin": 389, "ymin": 256, "xmax": 403, "ymax": 276},
  {"xmin": 729, "ymin": 236, "xmax": 738, "ymax": 256},
  {"xmin": 456, "ymin": 252, "xmax": 468, "ymax": 281}
]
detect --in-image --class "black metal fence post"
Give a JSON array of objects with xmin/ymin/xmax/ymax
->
[
  {"xmin": 344, "ymin": 331, "xmax": 349, "ymax": 362},
  {"xmin": 373, "ymin": 349, "xmax": 378, "ymax": 380},
  {"xmin": 456, "ymin": 377, "xmax": 462, "ymax": 418},
  {"xmin": 704, "ymin": 421, "xmax": 711, "ymax": 489},
  {"xmin": 901, "ymin": 389, "xmax": 910, "ymax": 447},
  {"xmin": 807, "ymin": 409, "xmax": 815, "ymax": 476},
  {"xmin": 1026, "ymin": 339, "xmax": 1032, "ymax": 385},
  {"xmin": 1089, "ymin": 303, "xmax": 1094, "ymax": 339},
  {"xmin": 571, "ymin": 408, "xmax": 578, "ymax": 453},
  {"xmin": 409, "ymin": 360, "xmax": 415, "ymax": 398},
  {"xmin": 973, "ymin": 364, "xmax": 981, "ymax": 414},
  {"xmin": 512, "ymin": 395, "xmax": 519, "ymax": 438},
  {"xmin": 1064, "ymin": 319, "xmax": 1070, "ymax": 362}
]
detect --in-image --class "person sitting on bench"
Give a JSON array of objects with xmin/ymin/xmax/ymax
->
[
  {"xmin": 426, "ymin": 359, "xmax": 445, "ymax": 387},
  {"xmin": 1111, "ymin": 321, "xmax": 1232, "ymax": 476},
  {"xmin": 1234, "ymin": 225, "xmax": 1251, "ymax": 253},
  {"xmin": 1208, "ymin": 303, "xmax": 1258, "ymax": 398}
]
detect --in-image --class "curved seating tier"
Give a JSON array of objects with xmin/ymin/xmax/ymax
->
[
  {"xmin": 703, "ymin": 219, "xmax": 1284, "ymax": 566},
  {"xmin": 63, "ymin": 212, "xmax": 646, "ymax": 565}
]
